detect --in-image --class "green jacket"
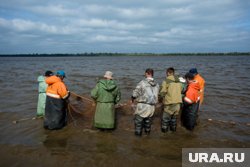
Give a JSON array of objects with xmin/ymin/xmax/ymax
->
[
  {"xmin": 160, "ymin": 75, "xmax": 182, "ymax": 105},
  {"xmin": 91, "ymin": 79, "xmax": 121, "ymax": 129},
  {"xmin": 91, "ymin": 79, "xmax": 121, "ymax": 104}
]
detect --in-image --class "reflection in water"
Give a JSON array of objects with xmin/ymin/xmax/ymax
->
[
  {"xmin": 44, "ymin": 135, "xmax": 67, "ymax": 150},
  {"xmin": 96, "ymin": 137, "xmax": 117, "ymax": 153},
  {"xmin": 43, "ymin": 129, "xmax": 70, "ymax": 157}
]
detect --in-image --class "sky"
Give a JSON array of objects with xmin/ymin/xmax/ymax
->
[{"xmin": 0, "ymin": 0, "xmax": 250, "ymax": 54}]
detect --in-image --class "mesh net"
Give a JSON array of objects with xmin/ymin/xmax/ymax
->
[{"xmin": 67, "ymin": 92, "xmax": 135, "ymax": 130}]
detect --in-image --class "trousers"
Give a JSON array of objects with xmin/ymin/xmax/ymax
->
[{"xmin": 134, "ymin": 114, "xmax": 153, "ymax": 136}]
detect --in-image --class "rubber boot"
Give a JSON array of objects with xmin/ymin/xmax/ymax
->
[
  {"xmin": 170, "ymin": 115, "xmax": 177, "ymax": 132},
  {"xmin": 186, "ymin": 104, "xmax": 196, "ymax": 130},
  {"xmin": 144, "ymin": 117, "xmax": 152, "ymax": 135},
  {"xmin": 134, "ymin": 115, "xmax": 143, "ymax": 136},
  {"xmin": 161, "ymin": 112, "xmax": 171, "ymax": 133}
]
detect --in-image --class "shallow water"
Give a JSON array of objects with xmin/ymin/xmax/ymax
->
[{"xmin": 0, "ymin": 55, "xmax": 249, "ymax": 167}]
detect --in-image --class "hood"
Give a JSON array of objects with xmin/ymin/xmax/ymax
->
[
  {"xmin": 189, "ymin": 81, "xmax": 200, "ymax": 91},
  {"xmin": 146, "ymin": 77, "xmax": 157, "ymax": 87},
  {"xmin": 166, "ymin": 75, "xmax": 179, "ymax": 83},
  {"xmin": 37, "ymin": 75, "xmax": 45, "ymax": 82},
  {"xmin": 46, "ymin": 75, "xmax": 62, "ymax": 85},
  {"xmin": 99, "ymin": 79, "xmax": 117, "ymax": 91}
]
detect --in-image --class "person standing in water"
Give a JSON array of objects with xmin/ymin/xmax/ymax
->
[
  {"xmin": 189, "ymin": 68, "xmax": 205, "ymax": 108},
  {"xmin": 182, "ymin": 72, "xmax": 200, "ymax": 130},
  {"xmin": 37, "ymin": 70, "xmax": 53, "ymax": 117},
  {"xmin": 131, "ymin": 68, "xmax": 159, "ymax": 136},
  {"xmin": 159, "ymin": 67, "xmax": 182, "ymax": 132},
  {"xmin": 91, "ymin": 71, "xmax": 121, "ymax": 130},
  {"xmin": 44, "ymin": 70, "xmax": 70, "ymax": 130}
]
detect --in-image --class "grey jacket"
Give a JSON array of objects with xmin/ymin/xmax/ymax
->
[{"xmin": 132, "ymin": 77, "xmax": 159, "ymax": 105}]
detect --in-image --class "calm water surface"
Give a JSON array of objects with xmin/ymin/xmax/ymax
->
[{"xmin": 0, "ymin": 55, "xmax": 249, "ymax": 167}]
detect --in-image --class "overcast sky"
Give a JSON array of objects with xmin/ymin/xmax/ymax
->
[{"xmin": 0, "ymin": 0, "xmax": 249, "ymax": 54}]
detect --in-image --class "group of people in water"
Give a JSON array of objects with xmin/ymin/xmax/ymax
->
[{"xmin": 37, "ymin": 67, "xmax": 205, "ymax": 136}]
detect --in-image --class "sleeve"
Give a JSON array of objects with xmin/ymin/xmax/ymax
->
[
  {"xmin": 40, "ymin": 82, "xmax": 48, "ymax": 93},
  {"xmin": 200, "ymin": 79, "xmax": 205, "ymax": 92},
  {"xmin": 132, "ymin": 81, "xmax": 143, "ymax": 98},
  {"xmin": 91, "ymin": 84, "xmax": 99, "ymax": 100},
  {"xmin": 114, "ymin": 88, "xmax": 121, "ymax": 104},
  {"xmin": 155, "ymin": 84, "xmax": 160, "ymax": 103},
  {"xmin": 184, "ymin": 88, "xmax": 194, "ymax": 104},
  {"xmin": 159, "ymin": 81, "xmax": 168, "ymax": 97}
]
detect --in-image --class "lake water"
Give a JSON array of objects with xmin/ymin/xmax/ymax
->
[{"xmin": 0, "ymin": 55, "xmax": 249, "ymax": 167}]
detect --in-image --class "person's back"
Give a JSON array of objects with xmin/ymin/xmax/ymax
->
[
  {"xmin": 46, "ymin": 75, "xmax": 69, "ymax": 99},
  {"xmin": 91, "ymin": 71, "xmax": 121, "ymax": 129},
  {"xmin": 91, "ymin": 79, "xmax": 120, "ymax": 104},
  {"xmin": 37, "ymin": 71, "xmax": 53, "ymax": 117},
  {"xmin": 161, "ymin": 75, "xmax": 182, "ymax": 105},
  {"xmin": 160, "ymin": 67, "xmax": 182, "ymax": 132},
  {"xmin": 133, "ymin": 78, "xmax": 159, "ymax": 106},
  {"xmin": 132, "ymin": 68, "xmax": 159, "ymax": 136},
  {"xmin": 44, "ymin": 70, "xmax": 69, "ymax": 130}
]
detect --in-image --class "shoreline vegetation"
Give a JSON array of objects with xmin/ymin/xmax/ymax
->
[{"xmin": 0, "ymin": 52, "xmax": 249, "ymax": 57}]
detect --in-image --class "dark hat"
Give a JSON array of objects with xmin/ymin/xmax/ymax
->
[
  {"xmin": 189, "ymin": 68, "xmax": 198, "ymax": 75},
  {"xmin": 185, "ymin": 72, "xmax": 195, "ymax": 80},
  {"xmin": 44, "ymin": 71, "xmax": 53, "ymax": 77}
]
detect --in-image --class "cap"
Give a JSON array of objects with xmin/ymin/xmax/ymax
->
[
  {"xmin": 44, "ymin": 70, "xmax": 53, "ymax": 77},
  {"xmin": 56, "ymin": 70, "xmax": 66, "ymax": 78},
  {"xmin": 189, "ymin": 68, "xmax": 198, "ymax": 75}
]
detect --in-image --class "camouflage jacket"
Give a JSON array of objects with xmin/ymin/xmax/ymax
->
[{"xmin": 132, "ymin": 77, "xmax": 159, "ymax": 105}]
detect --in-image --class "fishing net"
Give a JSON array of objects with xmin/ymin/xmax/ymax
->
[
  {"xmin": 67, "ymin": 92, "xmax": 165, "ymax": 131},
  {"xmin": 67, "ymin": 92, "xmax": 95, "ymax": 129},
  {"xmin": 67, "ymin": 92, "xmax": 135, "ymax": 130}
]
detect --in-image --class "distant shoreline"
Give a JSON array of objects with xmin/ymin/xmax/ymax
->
[{"xmin": 0, "ymin": 52, "xmax": 249, "ymax": 57}]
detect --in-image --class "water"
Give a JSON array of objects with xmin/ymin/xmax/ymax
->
[{"xmin": 0, "ymin": 55, "xmax": 249, "ymax": 167}]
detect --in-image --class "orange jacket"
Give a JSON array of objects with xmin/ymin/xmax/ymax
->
[
  {"xmin": 184, "ymin": 81, "xmax": 200, "ymax": 104},
  {"xmin": 194, "ymin": 74, "xmax": 205, "ymax": 104},
  {"xmin": 46, "ymin": 76, "xmax": 69, "ymax": 99}
]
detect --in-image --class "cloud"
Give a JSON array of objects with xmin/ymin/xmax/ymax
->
[
  {"xmin": 116, "ymin": 7, "xmax": 156, "ymax": 19},
  {"xmin": 76, "ymin": 18, "xmax": 145, "ymax": 30},
  {"xmin": 154, "ymin": 27, "xmax": 193, "ymax": 38},
  {"xmin": 90, "ymin": 34, "xmax": 158, "ymax": 45},
  {"xmin": 0, "ymin": 0, "xmax": 249, "ymax": 53},
  {"xmin": 31, "ymin": 4, "xmax": 77, "ymax": 17},
  {"xmin": 0, "ymin": 18, "xmax": 69, "ymax": 34}
]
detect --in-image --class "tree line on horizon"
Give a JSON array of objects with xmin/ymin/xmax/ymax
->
[{"xmin": 0, "ymin": 52, "xmax": 249, "ymax": 57}]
